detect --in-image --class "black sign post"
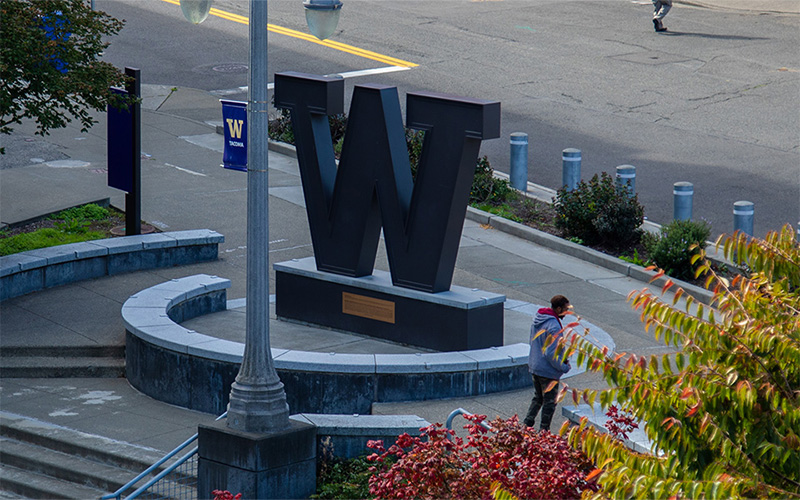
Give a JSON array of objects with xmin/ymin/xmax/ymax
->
[{"xmin": 107, "ymin": 67, "xmax": 141, "ymax": 235}]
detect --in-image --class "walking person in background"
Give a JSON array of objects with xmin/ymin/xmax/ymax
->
[
  {"xmin": 523, "ymin": 295, "xmax": 572, "ymax": 431},
  {"xmin": 652, "ymin": 0, "xmax": 672, "ymax": 32}
]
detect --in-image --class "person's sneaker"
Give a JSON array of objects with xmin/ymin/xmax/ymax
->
[{"xmin": 653, "ymin": 18, "xmax": 668, "ymax": 32}]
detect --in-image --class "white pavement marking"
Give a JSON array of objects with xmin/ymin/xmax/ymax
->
[
  {"xmin": 44, "ymin": 160, "xmax": 91, "ymax": 168},
  {"xmin": 179, "ymin": 133, "xmax": 224, "ymax": 153},
  {"xmin": 325, "ymin": 66, "xmax": 413, "ymax": 79},
  {"xmin": 210, "ymin": 66, "xmax": 412, "ymax": 96},
  {"xmin": 164, "ymin": 162, "xmax": 208, "ymax": 177}
]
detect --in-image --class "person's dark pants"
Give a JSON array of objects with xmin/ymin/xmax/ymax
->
[{"xmin": 523, "ymin": 374, "xmax": 558, "ymax": 431}]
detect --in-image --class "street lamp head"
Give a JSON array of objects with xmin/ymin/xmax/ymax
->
[
  {"xmin": 303, "ymin": 0, "xmax": 343, "ymax": 40},
  {"xmin": 179, "ymin": 0, "xmax": 213, "ymax": 24}
]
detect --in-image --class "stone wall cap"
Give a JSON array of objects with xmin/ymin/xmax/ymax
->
[
  {"xmin": 460, "ymin": 344, "xmax": 530, "ymax": 369},
  {"xmin": 165, "ymin": 229, "xmax": 225, "ymax": 245},
  {"xmin": 70, "ymin": 241, "xmax": 109, "ymax": 259},
  {"xmin": 1, "ymin": 254, "xmax": 44, "ymax": 275},
  {"xmin": 274, "ymin": 350, "xmax": 376, "ymax": 373},
  {"xmin": 2, "ymin": 253, "xmax": 47, "ymax": 272},
  {"xmin": 375, "ymin": 352, "xmax": 478, "ymax": 373},
  {"xmin": 297, "ymin": 413, "xmax": 430, "ymax": 434},
  {"xmin": 127, "ymin": 323, "xmax": 202, "ymax": 354},
  {"xmin": 186, "ymin": 338, "xmax": 244, "ymax": 364},
  {"xmin": 95, "ymin": 237, "xmax": 145, "ymax": 255},
  {"xmin": 24, "ymin": 246, "xmax": 79, "ymax": 265}
]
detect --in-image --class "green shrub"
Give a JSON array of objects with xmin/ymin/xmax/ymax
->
[
  {"xmin": 0, "ymin": 228, "xmax": 105, "ymax": 256},
  {"xmin": 55, "ymin": 217, "xmax": 90, "ymax": 234},
  {"xmin": 619, "ymin": 248, "xmax": 649, "ymax": 267},
  {"xmin": 471, "ymin": 156, "xmax": 514, "ymax": 204},
  {"xmin": 313, "ymin": 455, "xmax": 385, "ymax": 500},
  {"xmin": 54, "ymin": 203, "xmax": 109, "ymax": 221},
  {"xmin": 473, "ymin": 202, "xmax": 523, "ymax": 223},
  {"xmin": 553, "ymin": 172, "xmax": 644, "ymax": 249},
  {"xmin": 268, "ymin": 111, "xmax": 347, "ymax": 156},
  {"xmin": 645, "ymin": 219, "xmax": 711, "ymax": 280},
  {"xmin": 406, "ymin": 129, "xmax": 425, "ymax": 180},
  {"xmin": 268, "ymin": 109, "xmax": 295, "ymax": 145}
]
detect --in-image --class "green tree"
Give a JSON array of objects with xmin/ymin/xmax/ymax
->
[
  {"xmin": 0, "ymin": 0, "xmax": 130, "ymax": 151},
  {"xmin": 561, "ymin": 225, "xmax": 800, "ymax": 498}
]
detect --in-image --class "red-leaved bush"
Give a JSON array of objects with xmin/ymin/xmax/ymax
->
[
  {"xmin": 211, "ymin": 490, "xmax": 241, "ymax": 500},
  {"xmin": 366, "ymin": 414, "xmax": 598, "ymax": 500},
  {"xmin": 603, "ymin": 404, "xmax": 639, "ymax": 441}
]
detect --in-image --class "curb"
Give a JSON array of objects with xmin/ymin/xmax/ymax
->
[{"xmin": 465, "ymin": 206, "xmax": 714, "ymax": 305}]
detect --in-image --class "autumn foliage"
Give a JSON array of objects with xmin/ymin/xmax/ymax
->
[
  {"xmin": 560, "ymin": 225, "xmax": 800, "ymax": 498},
  {"xmin": 211, "ymin": 490, "xmax": 241, "ymax": 500},
  {"xmin": 366, "ymin": 414, "xmax": 598, "ymax": 499}
]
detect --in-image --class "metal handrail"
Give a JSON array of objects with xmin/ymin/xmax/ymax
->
[
  {"xmin": 101, "ymin": 411, "xmax": 227, "ymax": 500},
  {"xmin": 445, "ymin": 407, "xmax": 493, "ymax": 432},
  {"xmin": 124, "ymin": 446, "xmax": 199, "ymax": 500}
]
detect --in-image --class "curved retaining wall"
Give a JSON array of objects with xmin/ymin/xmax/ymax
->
[
  {"xmin": 0, "ymin": 230, "xmax": 224, "ymax": 301},
  {"xmin": 123, "ymin": 275, "xmax": 531, "ymax": 415}
]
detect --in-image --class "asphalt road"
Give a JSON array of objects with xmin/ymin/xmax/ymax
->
[{"xmin": 97, "ymin": 0, "xmax": 799, "ymax": 238}]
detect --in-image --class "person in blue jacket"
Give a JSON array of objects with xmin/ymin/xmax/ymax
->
[{"xmin": 523, "ymin": 295, "xmax": 572, "ymax": 431}]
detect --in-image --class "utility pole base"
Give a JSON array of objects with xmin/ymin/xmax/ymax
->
[{"xmin": 197, "ymin": 419, "xmax": 317, "ymax": 499}]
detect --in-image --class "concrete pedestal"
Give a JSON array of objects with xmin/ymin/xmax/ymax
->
[
  {"xmin": 197, "ymin": 419, "xmax": 316, "ymax": 499},
  {"xmin": 274, "ymin": 257, "xmax": 505, "ymax": 351}
]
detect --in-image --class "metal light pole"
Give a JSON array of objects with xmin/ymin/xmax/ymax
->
[
  {"xmin": 179, "ymin": 0, "xmax": 342, "ymax": 434},
  {"xmin": 226, "ymin": 0, "xmax": 288, "ymax": 433}
]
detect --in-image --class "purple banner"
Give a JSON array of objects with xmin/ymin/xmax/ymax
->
[{"xmin": 221, "ymin": 100, "xmax": 247, "ymax": 172}]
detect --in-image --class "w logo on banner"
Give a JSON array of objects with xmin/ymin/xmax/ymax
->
[
  {"xmin": 274, "ymin": 72, "xmax": 500, "ymax": 293},
  {"xmin": 226, "ymin": 118, "xmax": 244, "ymax": 139}
]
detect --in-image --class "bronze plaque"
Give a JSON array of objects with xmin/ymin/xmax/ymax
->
[{"xmin": 342, "ymin": 292, "xmax": 396, "ymax": 324}]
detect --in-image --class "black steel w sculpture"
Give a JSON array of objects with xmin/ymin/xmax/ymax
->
[{"xmin": 274, "ymin": 72, "xmax": 500, "ymax": 293}]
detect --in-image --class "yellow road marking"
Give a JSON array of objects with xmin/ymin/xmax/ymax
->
[{"xmin": 161, "ymin": 0, "xmax": 418, "ymax": 68}]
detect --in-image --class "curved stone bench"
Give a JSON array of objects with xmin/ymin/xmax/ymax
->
[
  {"xmin": 0, "ymin": 230, "xmax": 224, "ymax": 302},
  {"xmin": 123, "ymin": 274, "xmax": 531, "ymax": 416}
]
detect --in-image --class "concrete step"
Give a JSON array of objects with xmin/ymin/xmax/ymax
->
[
  {"xmin": 0, "ymin": 345, "xmax": 125, "ymax": 358},
  {"xmin": 0, "ymin": 464, "xmax": 109, "ymax": 500},
  {"xmin": 0, "ymin": 485, "xmax": 26, "ymax": 498},
  {"xmin": 0, "ymin": 437, "xmax": 135, "ymax": 493},
  {"xmin": 0, "ymin": 412, "xmax": 197, "ymax": 499},
  {"xmin": 0, "ymin": 356, "xmax": 125, "ymax": 378},
  {"xmin": 0, "ymin": 411, "xmax": 165, "ymax": 473}
]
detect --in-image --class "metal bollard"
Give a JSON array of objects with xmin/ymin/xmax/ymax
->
[
  {"xmin": 733, "ymin": 201, "xmax": 754, "ymax": 236},
  {"xmin": 509, "ymin": 133, "xmax": 528, "ymax": 192},
  {"xmin": 673, "ymin": 182, "xmax": 693, "ymax": 221},
  {"xmin": 615, "ymin": 165, "xmax": 636, "ymax": 195},
  {"xmin": 562, "ymin": 148, "xmax": 581, "ymax": 191}
]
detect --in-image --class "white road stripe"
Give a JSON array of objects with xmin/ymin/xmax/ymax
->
[
  {"xmin": 164, "ymin": 162, "xmax": 208, "ymax": 177},
  {"xmin": 324, "ymin": 66, "xmax": 412, "ymax": 79}
]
